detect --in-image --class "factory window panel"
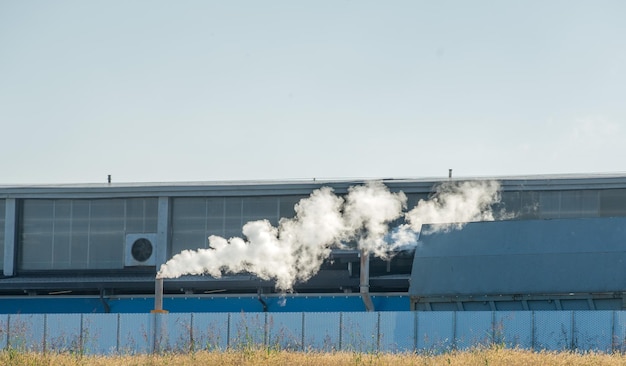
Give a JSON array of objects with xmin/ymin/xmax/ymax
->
[
  {"xmin": 171, "ymin": 198, "xmax": 209, "ymax": 254},
  {"xmin": 20, "ymin": 198, "xmax": 160, "ymax": 271},
  {"xmin": 143, "ymin": 198, "xmax": 159, "ymax": 232},
  {"xmin": 52, "ymin": 200, "xmax": 72, "ymax": 269},
  {"xmin": 20, "ymin": 200, "xmax": 54, "ymax": 270},
  {"xmin": 496, "ymin": 191, "xmax": 520, "ymax": 220},
  {"xmin": 405, "ymin": 193, "xmax": 429, "ymax": 212},
  {"xmin": 0, "ymin": 199, "xmax": 4, "ymax": 271},
  {"xmin": 558, "ymin": 191, "xmax": 577, "ymax": 218},
  {"xmin": 172, "ymin": 198, "xmax": 206, "ymax": 232},
  {"xmin": 600, "ymin": 189, "xmax": 626, "ymax": 217},
  {"xmin": 519, "ymin": 191, "xmax": 540, "ymax": 219},
  {"xmin": 580, "ymin": 190, "xmax": 600, "ymax": 217},
  {"xmin": 126, "ymin": 198, "xmax": 158, "ymax": 233},
  {"xmin": 206, "ymin": 197, "xmax": 225, "ymax": 238},
  {"xmin": 88, "ymin": 199, "xmax": 125, "ymax": 269},
  {"xmin": 560, "ymin": 190, "xmax": 600, "ymax": 218},
  {"xmin": 172, "ymin": 230, "xmax": 208, "ymax": 254},
  {"xmin": 242, "ymin": 196, "xmax": 279, "ymax": 226},
  {"xmin": 539, "ymin": 191, "xmax": 561, "ymax": 218},
  {"xmin": 279, "ymin": 195, "xmax": 306, "ymax": 220},
  {"xmin": 70, "ymin": 201, "xmax": 90, "ymax": 269},
  {"xmin": 224, "ymin": 197, "xmax": 243, "ymax": 239}
]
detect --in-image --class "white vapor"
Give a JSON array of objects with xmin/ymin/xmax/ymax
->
[
  {"xmin": 157, "ymin": 180, "xmax": 501, "ymax": 291},
  {"xmin": 406, "ymin": 180, "xmax": 501, "ymax": 234}
]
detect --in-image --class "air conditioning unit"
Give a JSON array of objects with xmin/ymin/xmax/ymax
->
[{"xmin": 125, "ymin": 233, "xmax": 158, "ymax": 266}]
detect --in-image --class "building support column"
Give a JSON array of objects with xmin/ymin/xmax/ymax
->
[
  {"xmin": 3, "ymin": 198, "xmax": 16, "ymax": 277},
  {"xmin": 155, "ymin": 197, "xmax": 170, "ymax": 272}
]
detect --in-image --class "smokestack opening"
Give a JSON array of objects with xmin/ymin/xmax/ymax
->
[{"xmin": 151, "ymin": 277, "xmax": 168, "ymax": 313}]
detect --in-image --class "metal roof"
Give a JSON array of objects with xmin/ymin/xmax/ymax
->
[{"xmin": 2, "ymin": 172, "xmax": 626, "ymax": 199}]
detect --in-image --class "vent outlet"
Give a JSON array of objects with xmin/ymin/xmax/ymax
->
[{"xmin": 125, "ymin": 234, "xmax": 157, "ymax": 266}]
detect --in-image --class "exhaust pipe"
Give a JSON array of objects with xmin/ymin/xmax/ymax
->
[
  {"xmin": 360, "ymin": 250, "xmax": 375, "ymax": 312},
  {"xmin": 151, "ymin": 277, "xmax": 168, "ymax": 313}
]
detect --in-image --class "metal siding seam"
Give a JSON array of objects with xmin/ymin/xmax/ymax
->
[
  {"xmin": 189, "ymin": 313, "xmax": 194, "ymax": 352},
  {"xmin": 531, "ymin": 311, "xmax": 535, "ymax": 351},
  {"xmin": 150, "ymin": 313, "xmax": 156, "ymax": 354},
  {"xmin": 116, "ymin": 313, "xmax": 120, "ymax": 354},
  {"xmin": 452, "ymin": 311, "xmax": 457, "ymax": 350},
  {"xmin": 51, "ymin": 202, "xmax": 56, "ymax": 269},
  {"xmin": 571, "ymin": 311, "xmax": 575, "ymax": 350},
  {"xmin": 43, "ymin": 314, "xmax": 47, "ymax": 354},
  {"xmin": 5, "ymin": 314, "xmax": 9, "ymax": 350},
  {"xmin": 376, "ymin": 311, "xmax": 381, "ymax": 352},
  {"xmin": 264, "ymin": 312, "xmax": 268, "ymax": 347},
  {"xmin": 226, "ymin": 313, "xmax": 231, "ymax": 350},
  {"xmin": 338, "ymin": 312, "xmax": 342, "ymax": 351},
  {"xmin": 413, "ymin": 311, "xmax": 418, "ymax": 352},
  {"xmin": 491, "ymin": 311, "xmax": 496, "ymax": 345},
  {"xmin": 301, "ymin": 312, "xmax": 305, "ymax": 351},
  {"xmin": 3, "ymin": 199, "xmax": 16, "ymax": 276},
  {"xmin": 611, "ymin": 311, "xmax": 616, "ymax": 353},
  {"xmin": 79, "ymin": 313, "xmax": 84, "ymax": 354}
]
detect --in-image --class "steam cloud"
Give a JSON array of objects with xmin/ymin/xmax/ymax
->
[{"xmin": 157, "ymin": 180, "xmax": 501, "ymax": 291}]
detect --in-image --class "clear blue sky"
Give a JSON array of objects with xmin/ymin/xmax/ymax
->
[{"xmin": 1, "ymin": 1, "xmax": 625, "ymax": 184}]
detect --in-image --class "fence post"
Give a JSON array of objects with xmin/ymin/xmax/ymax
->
[
  {"xmin": 413, "ymin": 311, "xmax": 418, "ymax": 352},
  {"xmin": 43, "ymin": 314, "xmax": 47, "ymax": 354},
  {"xmin": 79, "ymin": 313, "xmax": 84, "ymax": 355},
  {"xmin": 570, "ymin": 311, "xmax": 575, "ymax": 350},
  {"xmin": 189, "ymin": 313, "xmax": 194, "ymax": 352},
  {"xmin": 151, "ymin": 312, "xmax": 168, "ymax": 354},
  {"xmin": 264, "ymin": 313, "xmax": 268, "ymax": 347},
  {"xmin": 452, "ymin": 311, "xmax": 457, "ymax": 350},
  {"xmin": 612, "ymin": 311, "xmax": 616, "ymax": 353},
  {"xmin": 226, "ymin": 313, "xmax": 231, "ymax": 350},
  {"xmin": 376, "ymin": 312, "xmax": 381, "ymax": 352},
  {"xmin": 116, "ymin": 313, "xmax": 120, "ymax": 354},
  {"xmin": 301, "ymin": 312, "xmax": 305, "ymax": 351},
  {"xmin": 151, "ymin": 313, "xmax": 157, "ymax": 354},
  {"xmin": 5, "ymin": 314, "xmax": 9, "ymax": 350},
  {"xmin": 531, "ymin": 311, "xmax": 535, "ymax": 351},
  {"xmin": 491, "ymin": 311, "xmax": 496, "ymax": 345},
  {"xmin": 338, "ymin": 312, "xmax": 343, "ymax": 351}
]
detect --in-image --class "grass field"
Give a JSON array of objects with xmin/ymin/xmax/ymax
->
[{"xmin": 1, "ymin": 348, "xmax": 625, "ymax": 366}]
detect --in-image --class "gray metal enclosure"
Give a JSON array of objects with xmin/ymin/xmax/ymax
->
[{"xmin": 409, "ymin": 217, "xmax": 626, "ymax": 311}]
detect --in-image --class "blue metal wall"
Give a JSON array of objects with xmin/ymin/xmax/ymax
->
[
  {"xmin": 0, "ymin": 311, "xmax": 623, "ymax": 354},
  {"xmin": 0, "ymin": 294, "xmax": 410, "ymax": 314}
]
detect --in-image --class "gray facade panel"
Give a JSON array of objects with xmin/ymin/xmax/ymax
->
[
  {"xmin": 409, "ymin": 217, "xmax": 626, "ymax": 297},
  {"xmin": 170, "ymin": 195, "xmax": 305, "ymax": 254},
  {"xmin": 19, "ymin": 198, "xmax": 158, "ymax": 271},
  {"xmin": 0, "ymin": 199, "xmax": 4, "ymax": 271}
]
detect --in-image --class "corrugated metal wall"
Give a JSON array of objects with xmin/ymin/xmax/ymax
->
[
  {"xmin": 410, "ymin": 217, "xmax": 626, "ymax": 298},
  {"xmin": 0, "ymin": 311, "xmax": 624, "ymax": 355},
  {"xmin": 0, "ymin": 294, "xmax": 411, "ymax": 314}
]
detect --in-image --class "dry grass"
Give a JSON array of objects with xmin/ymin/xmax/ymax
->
[{"xmin": 1, "ymin": 348, "xmax": 625, "ymax": 366}]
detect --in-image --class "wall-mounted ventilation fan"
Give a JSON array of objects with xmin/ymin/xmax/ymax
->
[{"xmin": 125, "ymin": 233, "xmax": 157, "ymax": 266}]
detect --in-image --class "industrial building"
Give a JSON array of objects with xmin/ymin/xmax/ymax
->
[{"xmin": 1, "ymin": 173, "xmax": 626, "ymax": 313}]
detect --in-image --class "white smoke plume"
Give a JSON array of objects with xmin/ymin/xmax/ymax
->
[
  {"xmin": 385, "ymin": 180, "xmax": 502, "ymax": 248},
  {"xmin": 157, "ymin": 180, "xmax": 501, "ymax": 291},
  {"xmin": 157, "ymin": 182, "xmax": 405, "ymax": 290},
  {"xmin": 405, "ymin": 180, "xmax": 501, "ymax": 234},
  {"xmin": 342, "ymin": 183, "xmax": 407, "ymax": 258}
]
